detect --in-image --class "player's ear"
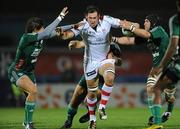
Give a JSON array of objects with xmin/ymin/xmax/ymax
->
[{"xmin": 85, "ymin": 16, "xmax": 88, "ymax": 21}]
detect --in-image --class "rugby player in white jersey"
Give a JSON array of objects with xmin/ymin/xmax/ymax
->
[{"xmin": 60, "ymin": 5, "xmax": 122, "ymax": 129}]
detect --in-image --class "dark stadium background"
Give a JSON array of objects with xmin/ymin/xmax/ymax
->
[{"xmin": 0, "ymin": 0, "xmax": 177, "ymax": 107}]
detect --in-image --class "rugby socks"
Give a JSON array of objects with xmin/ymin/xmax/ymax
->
[
  {"xmin": 167, "ymin": 102, "xmax": 174, "ymax": 113},
  {"xmin": 87, "ymin": 97, "xmax": 97, "ymax": 122},
  {"xmin": 99, "ymin": 84, "xmax": 113, "ymax": 110},
  {"xmin": 153, "ymin": 104, "xmax": 162, "ymax": 124},
  {"xmin": 24, "ymin": 101, "xmax": 36, "ymax": 124},
  {"xmin": 147, "ymin": 96, "xmax": 154, "ymax": 115},
  {"xmin": 67, "ymin": 105, "xmax": 77, "ymax": 121}
]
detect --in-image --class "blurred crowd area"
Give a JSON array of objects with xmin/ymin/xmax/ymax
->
[{"xmin": 0, "ymin": 0, "xmax": 177, "ymax": 107}]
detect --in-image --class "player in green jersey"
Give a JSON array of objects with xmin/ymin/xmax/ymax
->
[
  {"xmin": 60, "ymin": 41, "xmax": 122, "ymax": 129},
  {"xmin": 146, "ymin": 0, "xmax": 179, "ymax": 128},
  {"xmin": 7, "ymin": 7, "xmax": 69, "ymax": 129},
  {"xmin": 146, "ymin": 1, "xmax": 180, "ymax": 127},
  {"xmin": 113, "ymin": 14, "xmax": 176, "ymax": 129}
]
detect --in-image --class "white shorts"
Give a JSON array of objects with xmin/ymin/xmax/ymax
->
[{"xmin": 84, "ymin": 59, "xmax": 115, "ymax": 80}]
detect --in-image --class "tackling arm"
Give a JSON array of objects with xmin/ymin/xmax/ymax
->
[
  {"xmin": 120, "ymin": 20, "xmax": 151, "ymax": 39},
  {"xmin": 68, "ymin": 40, "xmax": 85, "ymax": 50},
  {"xmin": 59, "ymin": 21, "xmax": 84, "ymax": 40},
  {"xmin": 37, "ymin": 7, "xmax": 68, "ymax": 40},
  {"xmin": 112, "ymin": 36, "xmax": 135, "ymax": 45}
]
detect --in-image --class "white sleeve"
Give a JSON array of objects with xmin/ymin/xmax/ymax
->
[
  {"xmin": 70, "ymin": 20, "xmax": 85, "ymax": 37},
  {"xmin": 104, "ymin": 15, "xmax": 120, "ymax": 28},
  {"xmin": 71, "ymin": 28, "xmax": 80, "ymax": 37}
]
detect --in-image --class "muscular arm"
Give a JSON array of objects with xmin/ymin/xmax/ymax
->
[
  {"xmin": 68, "ymin": 40, "xmax": 85, "ymax": 49},
  {"xmin": 112, "ymin": 36, "xmax": 135, "ymax": 45},
  {"xmin": 121, "ymin": 20, "xmax": 151, "ymax": 39},
  {"xmin": 60, "ymin": 30, "xmax": 75, "ymax": 40},
  {"xmin": 159, "ymin": 37, "xmax": 179, "ymax": 67},
  {"xmin": 59, "ymin": 21, "xmax": 84, "ymax": 40},
  {"xmin": 132, "ymin": 28, "xmax": 151, "ymax": 39}
]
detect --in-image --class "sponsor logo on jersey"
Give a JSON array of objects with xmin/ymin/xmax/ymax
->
[
  {"xmin": 31, "ymin": 48, "xmax": 42, "ymax": 57},
  {"xmin": 86, "ymin": 70, "xmax": 96, "ymax": 77},
  {"xmin": 152, "ymin": 52, "xmax": 159, "ymax": 57},
  {"xmin": 18, "ymin": 73, "xmax": 23, "ymax": 76}
]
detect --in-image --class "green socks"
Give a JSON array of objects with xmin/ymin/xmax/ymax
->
[
  {"xmin": 167, "ymin": 102, "xmax": 174, "ymax": 113},
  {"xmin": 147, "ymin": 97, "xmax": 162, "ymax": 124},
  {"xmin": 24, "ymin": 101, "xmax": 36, "ymax": 124},
  {"xmin": 67, "ymin": 105, "xmax": 77, "ymax": 121},
  {"xmin": 153, "ymin": 104, "xmax": 162, "ymax": 124},
  {"xmin": 147, "ymin": 96, "xmax": 154, "ymax": 115}
]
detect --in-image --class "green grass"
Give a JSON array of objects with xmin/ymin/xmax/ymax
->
[{"xmin": 0, "ymin": 108, "xmax": 180, "ymax": 129}]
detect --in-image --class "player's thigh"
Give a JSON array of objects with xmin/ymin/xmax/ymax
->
[
  {"xmin": 99, "ymin": 59, "xmax": 115, "ymax": 76},
  {"xmin": 8, "ymin": 68, "xmax": 37, "ymax": 93},
  {"xmin": 84, "ymin": 61, "xmax": 99, "ymax": 82},
  {"xmin": 17, "ymin": 75, "xmax": 37, "ymax": 94},
  {"xmin": 73, "ymin": 85, "xmax": 87, "ymax": 99},
  {"xmin": 86, "ymin": 78, "xmax": 99, "ymax": 88}
]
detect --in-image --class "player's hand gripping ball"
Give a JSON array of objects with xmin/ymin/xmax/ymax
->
[{"xmin": 121, "ymin": 28, "xmax": 134, "ymax": 37}]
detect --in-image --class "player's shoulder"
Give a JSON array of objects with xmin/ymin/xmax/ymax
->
[
  {"xmin": 77, "ymin": 19, "xmax": 88, "ymax": 30},
  {"xmin": 103, "ymin": 15, "xmax": 115, "ymax": 21},
  {"xmin": 19, "ymin": 33, "xmax": 37, "ymax": 44},
  {"xmin": 151, "ymin": 26, "xmax": 164, "ymax": 32},
  {"xmin": 169, "ymin": 14, "xmax": 178, "ymax": 24},
  {"xmin": 22, "ymin": 33, "xmax": 37, "ymax": 39}
]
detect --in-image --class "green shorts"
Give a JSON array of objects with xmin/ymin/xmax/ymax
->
[
  {"xmin": 8, "ymin": 65, "xmax": 36, "ymax": 86},
  {"xmin": 78, "ymin": 75, "xmax": 104, "ymax": 90}
]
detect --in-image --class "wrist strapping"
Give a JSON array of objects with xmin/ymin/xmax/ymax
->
[
  {"xmin": 130, "ymin": 24, "xmax": 136, "ymax": 32},
  {"xmin": 60, "ymin": 12, "xmax": 65, "ymax": 19},
  {"xmin": 112, "ymin": 37, "xmax": 118, "ymax": 43}
]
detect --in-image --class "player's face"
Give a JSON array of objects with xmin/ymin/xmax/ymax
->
[
  {"xmin": 144, "ymin": 19, "xmax": 151, "ymax": 31},
  {"xmin": 86, "ymin": 12, "xmax": 100, "ymax": 28}
]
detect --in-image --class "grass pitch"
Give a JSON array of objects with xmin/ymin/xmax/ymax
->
[{"xmin": 0, "ymin": 108, "xmax": 180, "ymax": 129}]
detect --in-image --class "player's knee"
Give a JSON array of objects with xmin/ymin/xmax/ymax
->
[
  {"xmin": 87, "ymin": 87, "xmax": 97, "ymax": 99},
  {"xmin": 78, "ymin": 87, "xmax": 87, "ymax": 96},
  {"xmin": 105, "ymin": 73, "xmax": 115, "ymax": 85},
  {"xmin": 146, "ymin": 86, "xmax": 154, "ymax": 94},
  {"xmin": 29, "ymin": 86, "xmax": 38, "ymax": 96}
]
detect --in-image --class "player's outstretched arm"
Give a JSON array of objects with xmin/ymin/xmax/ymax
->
[
  {"xmin": 112, "ymin": 36, "xmax": 135, "ymax": 45},
  {"xmin": 37, "ymin": 7, "xmax": 68, "ymax": 40},
  {"xmin": 59, "ymin": 21, "xmax": 85, "ymax": 40},
  {"xmin": 68, "ymin": 40, "xmax": 85, "ymax": 50},
  {"xmin": 121, "ymin": 20, "xmax": 151, "ymax": 39}
]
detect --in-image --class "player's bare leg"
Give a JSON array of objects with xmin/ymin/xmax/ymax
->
[
  {"xmin": 60, "ymin": 85, "xmax": 87, "ymax": 129},
  {"xmin": 98, "ymin": 60, "xmax": 115, "ymax": 120},
  {"xmin": 87, "ymin": 79, "xmax": 98, "ymax": 129},
  {"xmin": 18, "ymin": 75, "xmax": 37, "ymax": 129}
]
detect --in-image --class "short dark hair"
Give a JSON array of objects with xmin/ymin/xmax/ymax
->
[
  {"xmin": 25, "ymin": 17, "xmax": 43, "ymax": 33},
  {"xmin": 84, "ymin": 5, "xmax": 100, "ymax": 15},
  {"xmin": 146, "ymin": 14, "xmax": 161, "ymax": 29}
]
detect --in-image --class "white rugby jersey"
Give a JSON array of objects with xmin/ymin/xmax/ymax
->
[{"xmin": 72, "ymin": 15, "xmax": 120, "ymax": 62}]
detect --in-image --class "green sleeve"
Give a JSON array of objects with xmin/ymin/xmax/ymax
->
[
  {"xmin": 150, "ymin": 26, "xmax": 163, "ymax": 39},
  {"xmin": 169, "ymin": 15, "xmax": 180, "ymax": 36},
  {"xmin": 25, "ymin": 33, "xmax": 38, "ymax": 43}
]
